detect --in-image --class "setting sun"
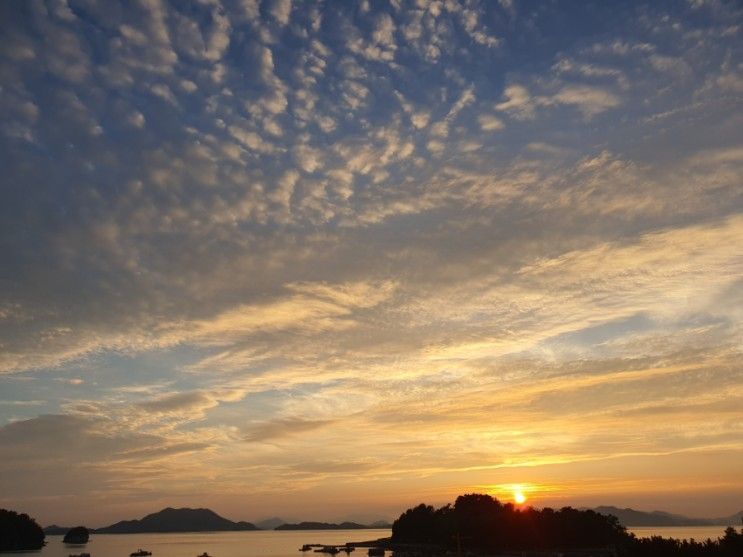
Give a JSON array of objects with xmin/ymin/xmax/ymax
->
[{"xmin": 514, "ymin": 490, "xmax": 527, "ymax": 505}]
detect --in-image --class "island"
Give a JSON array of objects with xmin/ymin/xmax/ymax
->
[
  {"xmin": 63, "ymin": 526, "xmax": 90, "ymax": 544},
  {"xmin": 0, "ymin": 509, "xmax": 45, "ymax": 551},
  {"xmin": 44, "ymin": 524, "xmax": 73, "ymax": 535},
  {"xmin": 96, "ymin": 507, "xmax": 258, "ymax": 533},
  {"xmin": 277, "ymin": 521, "xmax": 371, "ymax": 530}
]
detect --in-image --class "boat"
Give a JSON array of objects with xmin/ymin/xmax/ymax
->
[
  {"xmin": 130, "ymin": 550, "xmax": 152, "ymax": 557},
  {"xmin": 69, "ymin": 553, "xmax": 90, "ymax": 557},
  {"xmin": 197, "ymin": 553, "xmax": 212, "ymax": 557},
  {"xmin": 300, "ymin": 545, "xmax": 313, "ymax": 551},
  {"xmin": 314, "ymin": 547, "xmax": 340, "ymax": 554}
]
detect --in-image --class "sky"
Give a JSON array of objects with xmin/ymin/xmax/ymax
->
[{"xmin": 0, "ymin": 0, "xmax": 741, "ymax": 527}]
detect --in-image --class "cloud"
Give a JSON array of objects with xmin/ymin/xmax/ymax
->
[
  {"xmin": 1, "ymin": 0, "xmax": 742, "ymax": 521},
  {"xmin": 346, "ymin": 14, "xmax": 397, "ymax": 62},
  {"xmin": 237, "ymin": 0, "xmax": 260, "ymax": 21},
  {"xmin": 394, "ymin": 91, "xmax": 431, "ymax": 129},
  {"xmin": 495, "ymin": 85, "xmax": 536, "ymax": 120},
  {"xmin": 150, "ymin": 83, "xmax": 179, "ymax": 106},
  {"xmin": 477, "ymin": 113, "xmax": 504, "ymax": 131},
  {"xmin": 243, "ymin": 418, "xmax": 335, "ymax": 442},
  {"xmin": 551, "ymin": 85, "xmax": 621, "ymax": 117},
  {"xmin": 270, "ymin": 0, "xmax": 292, "ymax": 26},
  {"xmin": 294, "ymin": 144, "xmax": 324, "ymax": 173},
  {"xmin": 0, "ymin": 413, "xmax": 212, "ymax": 501},
  {"xmin": 447, "ymin": 86, "xmax": 476, "ymax": 120},
  {"xmin": 271, "ymin": 169, "xmax": 299, "ymax": 207},
  {"xmin": 138, "ymin": 391, "xmax": 218, "ymax": 416},
  {"xmin": 552, "ymin": 57, "xmax": 627, "ymax": 85},
  {"xmin": 127, "ymin": 110, "xmax": 146, "ymax": 128},
  {"xmin": 411, "ymin": 111, "xmax": 431, "ymax": 128},
  {"xmin": 649, "ymin": 54, "xmax": 692, "ymax": 77},
  {"xmin": 228, "ymin": 123, "xmax": 277, "ymax": 153},
  {"xmin": 163, "ymin": 280, "xmax": 396, "ymax": 347},
  {"xmin": 496, "ymin": 81, "xmax": 620, "ymax": 120},
  {"xmin": 460, "ymin": 8, "xmax": 500, "ymax": 48}
]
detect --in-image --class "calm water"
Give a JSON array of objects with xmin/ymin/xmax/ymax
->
[
  {"xmin": 0, "ymin": 529, "xmax": 391, "ymax": 557},
  {"xmin": 2, "ymin": 526, "xmax": 736, "ymax": 557},
  {"xmin": 628, "ymin": 525, "xmax": 734, "ymax": 541}
]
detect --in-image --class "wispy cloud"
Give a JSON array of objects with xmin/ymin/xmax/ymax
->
[{"xmin": 1, "ymin": 0, "xmax": 741, "ymax": 524}]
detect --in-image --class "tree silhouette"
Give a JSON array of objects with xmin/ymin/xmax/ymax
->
[
  {"xmin": 391, "ymin": 493, "xmax": 741, "ymax": 555},
  {"xmin": 0, "ymin": 509, "xmax": 45, "ymax": 551}
]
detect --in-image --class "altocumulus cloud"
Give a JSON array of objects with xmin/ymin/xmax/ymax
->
[{"xmin": 0, "ymin": 0, "xmax": 742, "ymax": 523}]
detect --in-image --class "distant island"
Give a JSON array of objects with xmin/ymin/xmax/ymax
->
[
  {"xmin": 589, "ymin": 506, "xmax": 743, "ymax": 527},
  {"xmin": 44, "ymin": 509, "xmax": 391, "ymax": 534},
  {"xmin": 255, "ymin": 517, "xmax": 288, "ymax": 530},
  {"xmin": 44, "ymin": 524, "xmax": 74, "ymax": 535},
  {"xmin": 0, "ymin": 509, "xmax": 45, "ymax": 551},
  {"xmin": 96, "ymin": 507, "xmax": 258, "ymax": 533},
  {"xmin": 276, "ymin": 521, "xmax": 389, "ymax": 530}
]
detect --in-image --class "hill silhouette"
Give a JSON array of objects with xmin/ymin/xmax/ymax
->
[
  {"xmin": 96, "ymin": 507, "xmax": 257, "ymax": 533},
  {"xmin": 276, "ymin": 521, "xmax": 369, "ymax": 530},
  {"xmin": 255, "ymin": 517, "xmax": 287, "ymax": 530},
  {"xmin": 44, "ymin": 524, "xmax": 73, "ymax": 535},
  {"xmin": 591, "ymin": 506, "xmax": 743, "ymax": 526}
]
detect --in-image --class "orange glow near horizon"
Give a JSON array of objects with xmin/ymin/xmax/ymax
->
[{"xmin": 486, "ymin": 483, "xmax": 537, "ymax": 506}]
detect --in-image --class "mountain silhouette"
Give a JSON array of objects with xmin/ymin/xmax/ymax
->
[
  {"xmin": 255, "ymin": 517, "xmax": 288, "ymax": 530},
  {"xmin": 590, "ymin": 506, "xmax": 743, "ymax": 526},
  {"xmin": 96, "ymin": 507, "xmax": 258, "ymax": 533},
  {"xmin": 276, "ymin": 521, "xmax": 369, "ymax": 530},
  {"xmin": 44, "ymin": 524, "xmax": 73, "ymax": 535}
]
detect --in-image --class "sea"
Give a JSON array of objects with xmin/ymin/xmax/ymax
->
[
  {"xmin": 0, "ymin": 529, "xmax": 390, "ymax": 557},
  {"xmin": 0, "ymin": 526, "xmax": 735, "ymax": 557}
]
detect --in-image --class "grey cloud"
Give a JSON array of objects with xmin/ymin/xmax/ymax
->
[
  {"xmin": 0, "ymin": 412, "xmax": 215, "ymax": 512},
  {"xmin": 243, "ymin": 418, "xmax": 336, "ymax": 442},
  {"xmin": 138, "ymin": 391, "xmax": 217, "ymax": 414},
  {"xmin": 0, "ymin": 413, "xmax": 207, "ymax": 481}
]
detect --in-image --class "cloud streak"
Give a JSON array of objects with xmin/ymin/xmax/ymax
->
[{"xmin": 0, "ymin": 0, "xmax": 741, "ymax": 525}]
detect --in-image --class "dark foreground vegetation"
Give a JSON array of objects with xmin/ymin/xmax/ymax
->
[
  {"xmin": 391, "ymin": 494, "xmax": 743, "ymax": 556},
  {"xmin": 630, "ymin": 529, "xmax": 743, "ymax": 557},
  {"xmin": 0, "ymin": 509, "xmax": 45, "ymax": 550}
]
